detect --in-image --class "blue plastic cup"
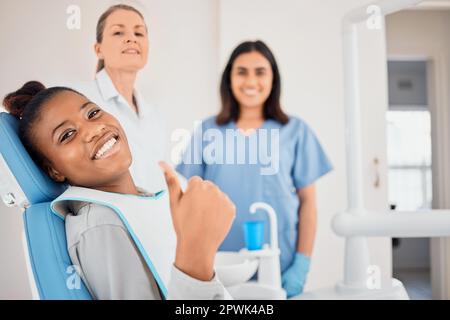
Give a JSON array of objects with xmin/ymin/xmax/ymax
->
[{"xmin": 243, "ymin": 220, "xmax": 265, "ymax": 250}]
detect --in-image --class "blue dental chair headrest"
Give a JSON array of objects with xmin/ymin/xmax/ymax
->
[
  {"xmin": 0, "ymin": 111, "xmax": 91, "ymax": 299},
  {"xmin": 0, "ymin": 112, "xmax": 67, "ymax": 204}
]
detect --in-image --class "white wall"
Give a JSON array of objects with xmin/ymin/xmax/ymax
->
[{"xmin": 0, "ymin": 0, "xmax": 393, "ymax": 297}]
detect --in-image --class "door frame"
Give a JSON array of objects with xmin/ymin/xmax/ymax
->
[
  {"xmin": 428, "ymin": 53, "xmax": 450, "ymax": 300},
  {"xmin": 386, "ymin": 52, "xmax": 450, "ymax": 299}
]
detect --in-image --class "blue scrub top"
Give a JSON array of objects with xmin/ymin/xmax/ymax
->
[{"xmin": 176, "ymin": 116, "xmax": 333, "ymax": 272}]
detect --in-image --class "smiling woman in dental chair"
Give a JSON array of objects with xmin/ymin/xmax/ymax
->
[{"xmin": 3, "ymin": 81, "xmax": 236, "ymax": 300}]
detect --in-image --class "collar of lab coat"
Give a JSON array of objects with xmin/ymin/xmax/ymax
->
[
  {"xmin": 95, "ymin": 68, "xmax": 145, "ymax": 116},
  {"xmin": 96, "ymin": 68, "xmax": 119, "ymax": 102}
]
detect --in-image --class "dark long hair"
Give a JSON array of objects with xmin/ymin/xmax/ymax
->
[
  {"xmin": 217, "ymin": 40, "xmax": 288, "ymax": 125},
  {"xmin": 3, "ymin": 81, "xmax": 82, "ymax": 170},
  {"xmin": 95, "ymin": 4, "xmax": 146, "ymax": 73}
]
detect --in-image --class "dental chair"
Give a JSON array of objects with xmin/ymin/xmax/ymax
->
[{"xmin": 0, "ymin": 112, "xmax": 92, "ymax": 300}]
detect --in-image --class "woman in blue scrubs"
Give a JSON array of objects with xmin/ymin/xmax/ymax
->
[{"xmin": 176, "ymin": 40, "xmax": 332, "ymax": 298}]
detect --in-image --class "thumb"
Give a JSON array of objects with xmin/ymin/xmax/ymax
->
[{"xmin": 158, "ymin": 161, "xmax": 182, "ymax": 209}]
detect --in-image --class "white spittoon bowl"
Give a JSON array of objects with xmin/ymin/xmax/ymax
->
[{"xmin": 214, "ymin": 251, "xmax": 259, "ymax": 287}]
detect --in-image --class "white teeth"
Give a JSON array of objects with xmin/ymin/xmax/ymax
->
[
  {"xmin": 243, "ymin": 89, "xmax": 258, "ymax": 96},
  {"xmin": 123, "ymin": 49, "xmax": 139, "ymax": 54},
  {"xmin": 94, "ymin": 138, "xmax": 117, "ymax": 159}
]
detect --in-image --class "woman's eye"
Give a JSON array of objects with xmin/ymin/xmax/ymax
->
[
  {"xmin": 88, "ymin": 109, "xmax": 101, "ymax": 119},
  {"xmin": 135, "ymin": 32, "xmax": 144, "ymax": 37},
  {"xmin": 113, "ymin": 31, "xmax": 122, "ymax": 36},
  {"xmin": 60, "ymin": 130, "xmax": 75, "ymax": 143}
]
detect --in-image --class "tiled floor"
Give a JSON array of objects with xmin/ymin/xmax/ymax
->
[{"xmin": 393, "ymin": 268, "xmax": 432, "ymax": 300}]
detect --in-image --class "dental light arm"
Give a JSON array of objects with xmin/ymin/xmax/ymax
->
[{"xmin": 337, "ymin": 0, "xmax": 434, "ymax": 293}]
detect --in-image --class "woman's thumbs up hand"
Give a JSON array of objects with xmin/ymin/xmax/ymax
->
[{"xmin": 159, "ymin": 161, "xmax": 236, "ymax": 281}]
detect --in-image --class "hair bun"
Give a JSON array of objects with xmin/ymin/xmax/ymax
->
[{"xmin": 3, "ymin": 81, "xmax": 46, "ymax": 119}]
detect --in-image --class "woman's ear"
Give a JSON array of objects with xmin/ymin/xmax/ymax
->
[
  {"xmin": 46, "ymin": 165, "xmax": 66, "ymax": 183},
  {"xmin": 94, "ymin": 43, "xmax": 104, "ymax": 60}
]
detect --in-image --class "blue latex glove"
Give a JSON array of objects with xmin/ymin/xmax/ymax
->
[{"xmin": 281, "ymin": 252, "xmax": 311, "ymax": 298}]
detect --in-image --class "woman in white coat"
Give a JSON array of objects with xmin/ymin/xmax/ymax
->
[{"xmin": 72, "ymin": 4, "xmax": 166, "ymax": 192}]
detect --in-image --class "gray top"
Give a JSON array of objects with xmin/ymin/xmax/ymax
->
[{"xmin": 65, "ymin": 201, "xmax": 230, "ymax": 300}]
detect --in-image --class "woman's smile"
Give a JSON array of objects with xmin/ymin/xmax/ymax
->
[
  {"xmin": 92, "ymin": 132, "xmax": 121, "ymax": 160},
  {"xmin": 122, "ymin": 47, "xmax": 140, "ymax": 55},
  {"xmin": 29, "ymin": 90, "xmax": 134, "ymax": 187},
  {"xmin": 241, "ymin": 87, "xmax": 260, "ymax": 97},
  {"xmin": 94, "ymin": 137, "xmax": 118, "ymax": 159}
]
